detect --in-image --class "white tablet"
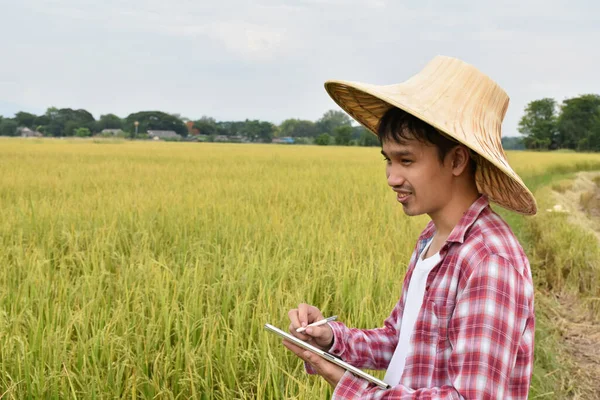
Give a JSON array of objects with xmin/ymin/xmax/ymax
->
[{"xmin": 264, "ymin": 323, "xmax": 391, "ymax": 389}]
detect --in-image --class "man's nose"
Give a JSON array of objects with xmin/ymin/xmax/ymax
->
[{"xmin": 387, "ymin": 167, "xmax": 406, "ymax": 188}]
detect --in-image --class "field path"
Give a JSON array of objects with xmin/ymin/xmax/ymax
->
[
  {"xmin": 549, "ymin": 172, "xmax": 600, "ymax": 398},
  {"xmin": 548, "ymin": 291, "xmax": 600, "ymax": 397}
]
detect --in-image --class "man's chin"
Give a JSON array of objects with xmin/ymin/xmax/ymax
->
[
  {"xmin": 401, "ymin": 202, "xmax": 426, "ymax": 217},
  {"xmin": 401, "ymin": 205, "xmax": 418, "ymax": 216}
]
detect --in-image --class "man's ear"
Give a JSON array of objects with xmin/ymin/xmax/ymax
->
[{"xmin": 450, "ymin": 145, "xmax": 471, "ymax": 176}]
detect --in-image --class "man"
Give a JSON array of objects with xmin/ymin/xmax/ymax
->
[{"xmin": 283, "ymin": 56, "xmax": 536, "ymax": 399}]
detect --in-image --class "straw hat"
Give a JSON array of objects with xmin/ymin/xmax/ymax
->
[{"xmin": 324, "ymin": 55, "xmax": 537, "ymax": 215}]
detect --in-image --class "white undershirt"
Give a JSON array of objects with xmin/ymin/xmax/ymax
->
[{"xmin": 383, "ymin": 239, "xmax": 441, "ymax": 386}]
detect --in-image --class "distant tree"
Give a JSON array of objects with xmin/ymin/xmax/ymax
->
[
  {"xmin": 194, "ymin": 116, "xmax": 218, "ymax": 136},
  {"xmin": 259, "ymin": 121, "xmax": 277, "ymax": 143},
  {"xmin": 334, "ymin": 125, "xmax": 352, "ymax": 145},
  {"xmin": 0, "ymin": 119, "xmax": 18, "ymax": 136},
  {"xmin": 45, "ymin": 107, "xmax": 59, "ymax": 120},
  {"xmin": 41, "ymin": 107, "xmax": 62, "ymax": 136},
  {"xmin": 359, "ymin": 130, "xmax": 380, "ymax": 147},
  {"xmin": 241, "ymin": 119, "xmax": 259, "ymax": 141},
  {"xmin": 125, "ymin": 111, "xmax": 187, "ymax": 136},
  {"xmin": 14, "ymin": 112, "xmax": 37, "ymax": 128},
  {"xmin": 75, "ymin": 127, "xmax": 91, "ymax": 137},
  {"xmin": 215, "ymin": 120, "xmax": 245, "ymax": 136},
  {"xmin": 241, "ymin": 119, "xmax": 275, "ymax": 142},
  {"xmin": 37, "ymin": 107, "xmax": 96, "ymax": 136},
  {"xmin": 518, "ymin": 98, "xmax": 557, "ymax": 150},
  {"xmin": 96, "ymin": 114, "xmax": 123, "ymax": 131},
  {"xmin": 501, "ymin": 136, "xmax": 525, "ymax": 150},
  {"xmin": 591, "ymin": 113, "xmax": 600, "ymax": 152},
  {"xmin": 33, "ymin": 115, "xmax": 50, "ymax": 129},
  {"xmin": 557, "ymin": 94, "xmax": 600, "ymax": 151},
  {"xmin": 64, "ymin": 120, "xmax": 79, "ymax": 136},
  {"xmin": 315, "ymin": 133, "xmax": 331, "ymax": 145},
  {"xmin": 522, "ymin": 136, "xmax": 551, "ymax": 150},
  {"xmin": 279, "ymin": 119, "xmax": 318, "ymax": 138},
  {"xmin": 352, "ymin": 125, "xmax": 368, "ymax": 140},
  {"xmin": 63, "ymin": 109, "xmax": 96, "ymax": 130},
  {"xmin": 279, "ymin": 119, "xmax": 298, "ymax": 137},
  {"xmin": 316, "ymin": 110, "xmax": 352, "ymax": 135},
  {"xmin": 295, "ymin": 120, "xmax": 318, "ymax": 137}
]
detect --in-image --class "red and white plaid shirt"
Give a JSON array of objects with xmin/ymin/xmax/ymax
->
[{"xmin": 313, "ymin": 195, "xmax": 535, "ymax": 399}]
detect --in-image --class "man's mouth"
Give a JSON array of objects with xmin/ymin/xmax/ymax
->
[{"xmin": 396, "ymin": 192, "xmax": 412, "ymax": 202}]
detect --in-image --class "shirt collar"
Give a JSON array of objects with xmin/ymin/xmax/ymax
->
[{"xmin": 418, "ymin": 194, "xmax": 489, "ymax": 244}]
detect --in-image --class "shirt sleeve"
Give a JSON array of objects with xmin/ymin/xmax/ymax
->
[
  {"xmin": 327, "ymin": 317, "xmax": 400, "ymax": 370},
  {"xmin": 304, "ymin": 299, "xmax": 404, "ymax": 375},
  {"xmin": 330, "ymin": 253, "xmax": 533, "ymax": 399}
]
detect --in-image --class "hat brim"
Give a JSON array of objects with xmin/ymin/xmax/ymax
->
[{"xmin": 324, "ymin": 80, "xmax": 537, "ymax": 215}]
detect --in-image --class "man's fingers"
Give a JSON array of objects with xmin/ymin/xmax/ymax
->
[
  {"xmin": 290, "ymin": 303, "xmax": 325, "ymax": 327},
  {"xmin": 282, "ymin": 341, "xmax": 319, "ymax": 368},
  {"xmin": 288, "ymin": 323, "xmax": 312, "ymax": 341},
  {"xmin": 288, "ymin": 308, "xmax": 300, "ymax": 328},
  {"xmin": 283, "ymin": 344, "xmax": 326, "ymax": 378},
  {"xmin": 306, "ymin": 306, "xmax": 324, "ymax": 322},
  {"xmin": 282, "ymin": 340, "xmax": 306, "ymax": 358},
  {"xmin": 298, "ymin": 303, "xmax": 309, "ymax": 327},
  {"xmin": 288, "ymin": 304, "xmax": 329, "ymax": 343},
  {"xmin": 282, "ymin": 339, "xmax": 344, "ymax": 388},
  {"xmin": 305, "ymin": 325, "xmax": 328, "ymax": 337},
  {"xmin": 288, "ymin": 308, "xmax": 315, "ymax": 340},
  {"xmin": 303, "ymin": 351, "xmax": 318, "ymax": 367}
]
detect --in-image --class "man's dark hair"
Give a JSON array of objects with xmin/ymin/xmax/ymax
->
[{"xmin": 377, "ymin": 107, "xmax": 477, "ymax": 172}]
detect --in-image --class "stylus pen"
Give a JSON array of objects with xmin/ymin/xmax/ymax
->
[{"xmin": 296, "ymin": 315, "xmax": 337, "ymax": 333}]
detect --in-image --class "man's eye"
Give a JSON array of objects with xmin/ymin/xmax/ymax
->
[
  {"xmin": 401, "ymin": 159, "xmax": 412, "ymax": 165},
  {"xmin": 382, "ymin": 157, "xmax": 391, "ymax": 162}
]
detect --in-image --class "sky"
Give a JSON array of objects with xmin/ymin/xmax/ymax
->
[{"xmin": 1, "ymin": 0, "xmax": 598, "ymax": 136}]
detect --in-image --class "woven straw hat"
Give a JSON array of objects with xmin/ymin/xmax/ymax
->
[{"xmin": 324, "ymin": 55, "xmax": 537, "ymax": 215}]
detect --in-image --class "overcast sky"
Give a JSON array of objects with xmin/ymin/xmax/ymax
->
[{"xmin": 1, "ymin": 0, "xmax": 598, "ymax": 136}]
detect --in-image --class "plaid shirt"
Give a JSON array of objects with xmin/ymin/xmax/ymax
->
[{"xmin": 314, "ymin": 195, "xmax": 535, "ymax": 399}]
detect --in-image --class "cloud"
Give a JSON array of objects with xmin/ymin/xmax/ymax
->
[
  {"xmin": 23, "ymin": 0, "xmax": 289, "ymax": 60},
  {"xmin": 156, "ymin": 21, "xmax": 287, "ymax": 60}
]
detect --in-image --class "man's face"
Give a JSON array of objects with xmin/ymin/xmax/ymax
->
[{"xmin": 381, "ymin": 137, "xmax": 455, "ymax": 217}]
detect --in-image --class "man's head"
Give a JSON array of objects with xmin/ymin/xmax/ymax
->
[
  {"xmin": 378, "ymin": 107, "xmax": 479, "ymax": 217},
  {"xmin": 325, "ymin": 56, "xmax": 537, "ymax": 214}
]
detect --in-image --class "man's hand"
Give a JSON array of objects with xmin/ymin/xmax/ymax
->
[
  {"xmin": 287, "ymin": 303, "xmax": 334, "ymax": 351},
  {"xmin": 282, "ymin": 339, "xmax": 345, "ymax": 388}
]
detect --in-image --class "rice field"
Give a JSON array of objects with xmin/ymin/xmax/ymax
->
[{"xmin": 1, "ymin": 138, "xmax": 600, "ymax": 398}]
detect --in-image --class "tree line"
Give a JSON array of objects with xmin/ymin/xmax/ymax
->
[
  {"xmin": 5, "ymin": 95, "xmax": 598, "ymax": 150},
  {"xmin": 0, "ymin": 108, "xmax": 380, "ymax": 146},
  {"xmin": 518, "ymin": 94, "xmax": 600, "ymax": 151}
]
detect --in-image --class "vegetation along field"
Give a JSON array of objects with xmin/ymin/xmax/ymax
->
[{"xmin": 1, "ymin": 138, "xmax": 600, "ymax": 398}]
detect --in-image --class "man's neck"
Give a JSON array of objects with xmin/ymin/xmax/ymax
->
[{"xmin": 429, "ymin": 191, "xmax": 481, "ymax": 239}]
